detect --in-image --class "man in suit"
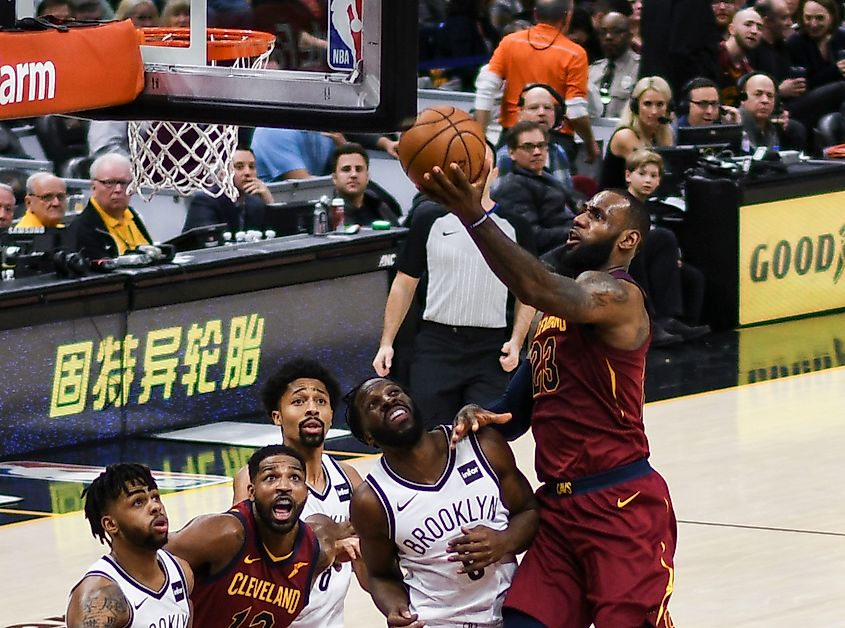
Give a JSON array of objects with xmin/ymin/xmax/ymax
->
[
  {"xmin": 183, "ymin": 147, "xmax": 274, "ymax": 234},
  {"xmin": 62, "ymin": 153, "xmax": 153, "ymax": 260}
]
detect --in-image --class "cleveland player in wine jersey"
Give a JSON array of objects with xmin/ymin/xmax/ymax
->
[
  {"xmin": 347, "ymin": 377, "xmax": 538, "ymax": 628},
  {"xmin": 166, "ymin": 445, "xmax": 347, "ymax": 628},
  {"xmin": 423, "ymin": 165, "xmax": 677, "ymax": 627},
  {"xmin": 67, "ymin": 463, "xmax": 193, "ymax": 628},
  {"xmin": 232, "ymin": 359, "xmax": 366, "ymax": 628}
]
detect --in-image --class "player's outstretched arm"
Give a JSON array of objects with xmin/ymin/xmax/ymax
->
[
  {"xmin": 66, "ymin": 576, "xmax": 131, "ymax": 628},
  {"xmin": 165, "ymin": 513, "xmax": 245, "ymax": 576},
  {"xmin": 420, "ymin": 164, "xmax": 639, "ymax": 328},
  {"xmin": 351, "ymin": 483, "xmax": 425, "ymax": 627},
  {"xmin": 232, "ymin": 465, "xmax": 249, "ymax": 505},
  {"xmin": 446, "ymin": 429, "xmax": 538, "ymax": 572}
]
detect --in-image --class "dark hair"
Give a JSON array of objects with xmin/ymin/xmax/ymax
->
[
  {"xmin": 683, "ymin": 77, "xmax": 719, "ymax": 98},
  {"xmin": 343, "ymin": 377, "xmax": 393, "ymax": 443},
  {"xmin": 82, "ymin": 463, "xmax": 158, "ymax": 545},
  {"xmin": 798, "ymin": 0, "xmax": 841, "ymax": 35},
  {"xmin": 607, "ymin": 188, "xmax": 651, "ymax": 244},
  {"xmin": 330, "ymin": 142, "xmax": 369, "ymax": 173},
  {"xmin": 534, "ymin": 0, "xmax": 570, "ymax": 23},
  {"xmin": 36, "ymin": 0, "xmax": 70, "ymax": 16},
  {"xmin": 248, "ymin": 444, "xmax": 306, "ymax": 481},
  {"xmin": 260, "ymin": 358, "xmax": 341, "ymax": 417},
  {"xmin": 506, "ymin": 120, "xmax": 549, "ymax": 150}
]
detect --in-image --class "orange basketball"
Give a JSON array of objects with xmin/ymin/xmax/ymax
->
[{"xmin": 397, "ymin": 106, "xmax": 487, "ymax": 187}]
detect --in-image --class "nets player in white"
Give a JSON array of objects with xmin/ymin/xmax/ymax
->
[
  {"xmin": 67, "ymin": 463, "xmax": 193, "ymax": 627},
  {"xmin": 347, "ymin": 377, "xmax": 538, "ymax": 628},
  {"xmin": 233, "ymin": 358, "xmax": 366, "ymax": 627}
]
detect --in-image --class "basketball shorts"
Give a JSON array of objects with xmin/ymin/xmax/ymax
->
[{"xmin": 503, "ymin": 470, "xmax": 677, "ymax": 628}]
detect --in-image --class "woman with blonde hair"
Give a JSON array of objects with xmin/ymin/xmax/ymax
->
[
  {"xmin": 599, "ymin": 75, "xmax": 674, "ymax": 189},
  {"xmin": 160, "ymin": 0, "xmax": 190, "ymax": 27},
  {"xmin": 114, "ymin": 0, "xmax": 159, "ymax": 27}
]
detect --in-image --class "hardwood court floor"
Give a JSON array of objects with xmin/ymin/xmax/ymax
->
[{"xmin": 2, "ymin": 312, "xmax": 845, "ymax": 627}]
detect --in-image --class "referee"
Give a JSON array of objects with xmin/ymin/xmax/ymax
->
[{"xmin": 372, "ymin": 150, "xmax": 536, "ymax": 428}]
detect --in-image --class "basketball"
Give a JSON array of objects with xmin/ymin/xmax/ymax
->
[{"xmin": 397, "ymin": 106, "xmax": 487, "ymax": 187}]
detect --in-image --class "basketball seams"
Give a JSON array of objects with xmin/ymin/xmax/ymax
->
[{"xmin": 398, "ymin": 106, "xmax": 485, "ymax": 183}]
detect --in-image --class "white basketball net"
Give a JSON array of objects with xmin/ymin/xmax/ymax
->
[{"xmin": 128, "ymin": 34, "xmax": 274, "ymax": 201}]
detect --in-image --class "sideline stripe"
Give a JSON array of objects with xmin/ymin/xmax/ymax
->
[{"xmin": 0, "ymin": 507, "xmax": 55, "ymax": 517}]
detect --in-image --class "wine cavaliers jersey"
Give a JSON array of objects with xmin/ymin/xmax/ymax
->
[
  {"xmin": 366, "ymin": 426, "xmax": 515, "ymax": 628},
  {"xmin": 292, "ymin": 454, "xmax": 353, "ymax": 628},
  {"xmin": 529, "ymin": 269, "xmax": 651, "ymax": 481},
  {"xmin": 72, "ymin": 550, "xmax": 190, "ymax": 627},
  {"xmin": 191, "ymin": 500, "xmax": 320, "ymax": 628}
]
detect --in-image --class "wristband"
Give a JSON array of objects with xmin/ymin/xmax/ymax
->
[{"xmin": 468, "ymin": 213, "xmax": 489, "ymax": 229}]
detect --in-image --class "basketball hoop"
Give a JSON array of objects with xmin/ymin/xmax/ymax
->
[{"xmin": 128, "ymin": 28, "xmax": 275, "ymax": 200}]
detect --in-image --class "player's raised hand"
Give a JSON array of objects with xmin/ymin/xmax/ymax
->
[
  {"xmin": 386, "ymin": 606, "xmax": 425, "ymax": 627},
  {"xmin": 446, "ymin": 524, "xmax": 510, "ymax": 573},
  {"xmin": 419, "ymin": 158, "xmax": 491, "ymax": 227},
  {"xmin": 451, "ymin": 405, "xmax": 512, "ymax": 448}
]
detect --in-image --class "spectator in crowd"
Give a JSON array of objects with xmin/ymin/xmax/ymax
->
[
  {"xmin": 160, "ymin": 0, "xmax": 190, "ymax": 26},
  {"xmin": 36, "ymin": 0, "xmax": 71, "ymax": 19},
  {"xmin": 69, "ymin": 0, "xmax": 113, "ymax": 20},
  {"xmin": 495, "ymin": 83, "xmax": 575, "ymax": 196},
  {"xmin": 718, "ymin": 8, "xmax": 765, "ymax": 106},
  {"xmin": 330, "ymin": 143, "xmax": 401, "ymax": 227},
  {"xmin": 63, "ymin": 153, "xmax": 153, "ymax": 259},
  {"xmin": 676, "ymin": 77, "xmax": 741, "ymax": 126},
  {"xmin": 786, "ymin": 0, "xmax": 845, "ymax": 91},
  {"xmin": 493, "ymin": 121, "xmax": 575, "ymax": 255},
  {"xmin": 569, "ymin": 7, "xmax": 602, "ymax": 63},
  {"xmin": 474, "ymin": 0, "xmax": 601, "ymax": 164},
  {"xmin": 629, "ymin": 0, "xmax": 643, "ymax": 50},
  {"xmin": 114, "ymin": 0, "xmax": 158, "ymax": 26},
  {"xmin": 751, "ymin": 0, "xmax": 845, "ymax": 145},
  {"xmin": 373, "ymin": 146, "xmax": 535, "ymax": 428},
  {"xmin": 252, "ymin": 128, "xmax": 344, "ymax": 181},
  {"xmin": 488, "ymin": 0, "xmax": 527, "ymax": 34},
  {"xmin": 183, "ymin": 147, "xmax": 273, "ymax": 234},
  {"xmin": 18, "ymin": 173, "xmax": 67, "ymax": 229},
  {"xmin": 589, "ymin": 12, "xmax": 641, "ymax": 118},
  {"xmin": 600, "ymin": 76, "xmax": 674, "ymax": 190},
  {"xmin": 625, "ymin": 149, "xmax": 709, "ymax": 345},
  {"xmin": 640, "ymin": 0, "xmax": 720, "ymax": 96},
  {"xmin": 712, "ymin": 0, "xmax": 739, "ymax": 40},
  {"xmin": 0, "ymin": 170, "xmax": 26, "ymax": 213},
  {"xmin": 738, "ymin": 72, "xmax": 807, "ymax": 150},
  {"xmin": 0, "ymin": 184, "xmax": 15, "ymax": 229}
]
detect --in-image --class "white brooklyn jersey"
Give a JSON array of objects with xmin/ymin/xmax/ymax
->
[
  {"xmin": 366, "ymin": 426, "xmax": 515, "ymax": 628},
  {"xmin": 293, "ymin": 454, "xmax": 354, "ymax": 628},
  {"xmin": 74, "ymin": 549, "xmax": 190, "ymax": 627}
]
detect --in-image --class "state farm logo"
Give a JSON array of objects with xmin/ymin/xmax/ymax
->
[
  {"xmin": 748, "ymin": 224, "xmax": 845, "ymax": 284},
  {"xmin": 0, "ymin": 60, "xmax": 56, "ymax": 106}
]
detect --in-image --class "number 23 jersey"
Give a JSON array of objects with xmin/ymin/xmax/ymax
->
[{"xmin": 366, "ymin": 425, "xmax": 515, "ymax": 627}]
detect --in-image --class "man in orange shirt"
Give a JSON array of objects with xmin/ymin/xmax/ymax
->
[{"xmin": 474, "ymin": 0, "xmax": 600, "ymax": 163}]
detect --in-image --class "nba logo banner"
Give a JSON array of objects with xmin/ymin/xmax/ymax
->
[{"xmin": 328, "ymin": 0, "xmax": 363, "ymax": 72}]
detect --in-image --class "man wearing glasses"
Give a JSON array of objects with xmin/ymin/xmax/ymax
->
[
  {"xmin": 493, "ymin": 120, "xmax": 575, "ymax": 255},
  {"xmin": 588, "ymin": 12, "xmax": 640, "ymax": 119},
  {"xmin": 0, "ymin": 183, "xmax": 15, "ymax": 229},
  {"xmin": 17, "ymin": 173, "xmax": 68, "ymax": 229},
  {"xmin": 676, "ymin": 77, "xmax": 740, "ymax": 127},
  {"xmin": 63, "ymin": 153, "xmax": 153, "ymax": 260}
]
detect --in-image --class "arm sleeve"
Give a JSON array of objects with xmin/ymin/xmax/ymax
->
[
  {"xmin": 395, "ymin": 204, "xmax": 441, "ymax": 278},
  {"xmin": 475, "ymin": 65, "xmax": 505, "ymax": 112},
  {"xmin": 488, "ymin": 359, "xmax": 533, "ymax": 441}
]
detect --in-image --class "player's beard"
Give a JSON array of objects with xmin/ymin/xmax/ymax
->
[
  {"xmin": 298, "ymin": 422, "xmax": 326, "ymax": 449},
  {"xmin": 369, "ymin": 399, "xmax": 425, "ymax": 449},
  {"xmin": 551, "ymin": 234, "xmax": 617, "ymax": 278}
]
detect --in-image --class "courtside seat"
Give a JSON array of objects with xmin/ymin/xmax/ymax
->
[
  {"xmin": 34, "ymin": 115, "xmax": 91, "ymax": 178},
  {"xmin": 814, "ymin": 112, "xmax": 845, "ymax": 156}
]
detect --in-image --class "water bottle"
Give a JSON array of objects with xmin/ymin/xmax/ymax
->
[
  {"xmin": 331, "ymin": 197, "xmax": 346, "ymax": 231},
  {"xmin": 740, "ymin": 130, "xmax": 751, "ymax": 155},
  {"xmin": 312, "ymin": 200, "xmax": 329, "ymax": 235}
]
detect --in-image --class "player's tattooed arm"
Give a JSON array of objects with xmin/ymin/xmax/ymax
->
[{"xmin": 66, "ymin": 577, "xmax": 130, "ymax": 628}]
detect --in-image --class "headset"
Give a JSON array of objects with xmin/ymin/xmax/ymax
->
[
  {"xmin": 678, "ymin": 77, "xmax": 719, "ymax": 117},
  {"xmin": 629, "ymin": 76, "xmax": 674, "ymax": 123},
  {"xmin": 518, "ymin": 83, "xmax": 567, "ymax": 128},
  {"xmin": 737, "ymin": 71, "xmax": 778, "ymax": 103}
]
